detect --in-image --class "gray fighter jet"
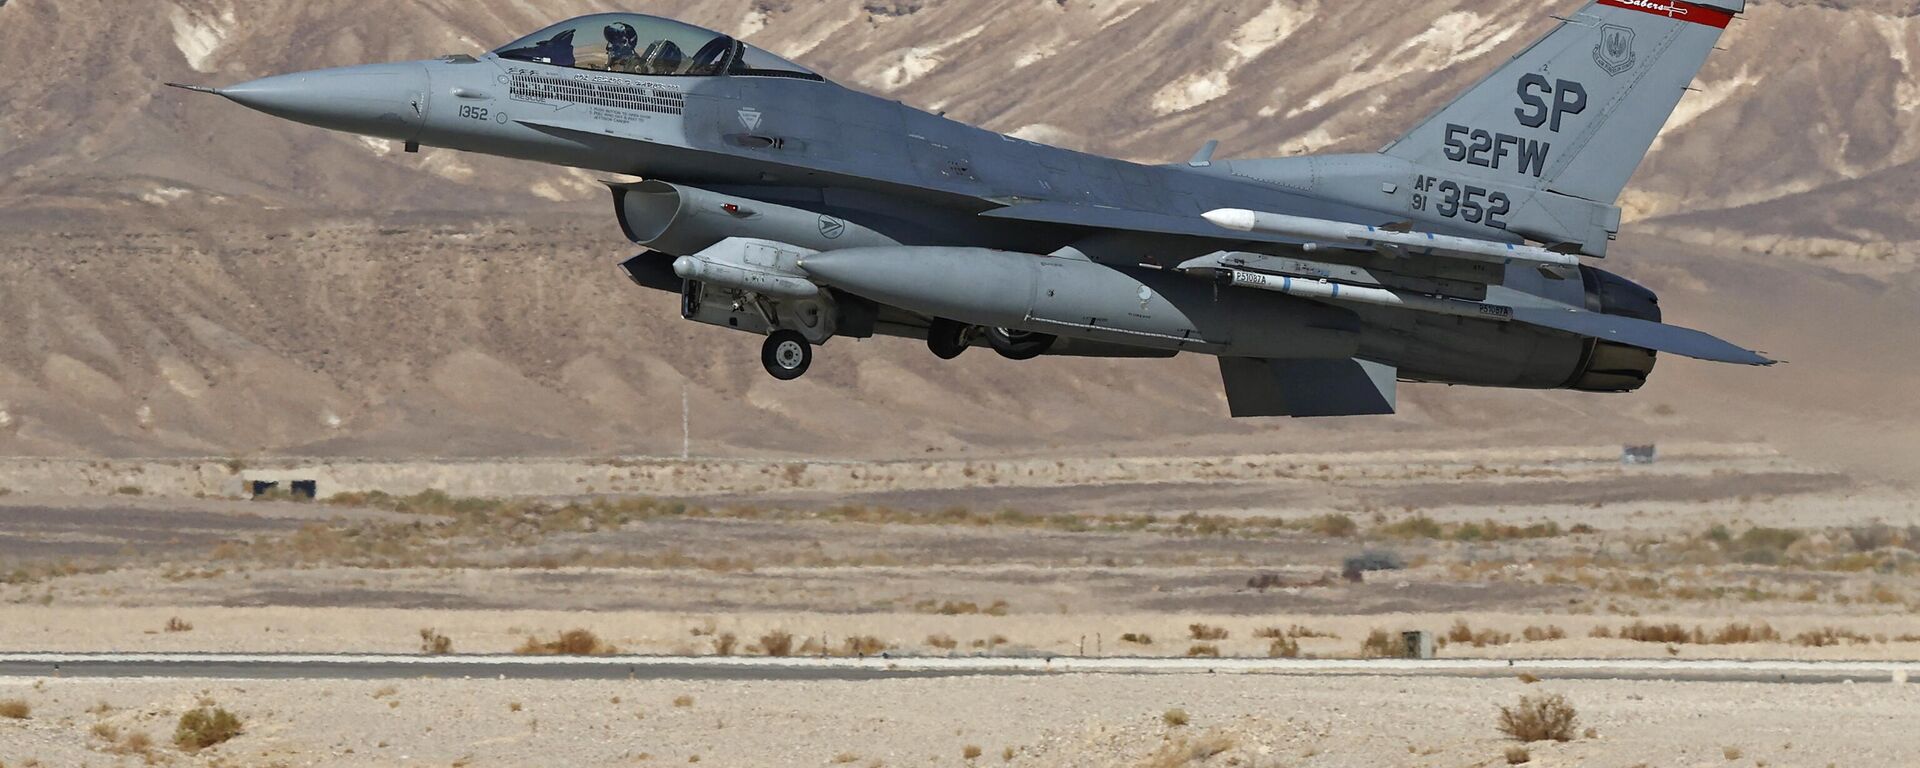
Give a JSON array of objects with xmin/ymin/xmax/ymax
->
[{"xmin": 172, "ymin": 0, "xmax": 1770, "ymax": 418}]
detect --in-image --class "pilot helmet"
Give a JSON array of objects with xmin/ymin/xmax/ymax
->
[{"xmin": 604, "ymin": 22, "xmax": 641, "ymax": 59}]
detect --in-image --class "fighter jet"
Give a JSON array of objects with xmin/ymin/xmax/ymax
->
[{"xmin": 171, "ymin": 0, "xmax": 1769, "ymax": 418}]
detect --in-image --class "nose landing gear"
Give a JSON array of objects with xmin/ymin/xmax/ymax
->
[{"xmin": 762, "ymin": 330, "xmax": 813, "ymax": 381}]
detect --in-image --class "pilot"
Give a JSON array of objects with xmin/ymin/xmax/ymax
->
[{"xmin": 605, "ymin": 23, "xmax": 643, "ymax": 73}]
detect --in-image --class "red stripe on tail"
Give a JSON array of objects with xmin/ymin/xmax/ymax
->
[{"xmin": 1597, "ymin": 0, "xmax": 1735, "ymax": 28}]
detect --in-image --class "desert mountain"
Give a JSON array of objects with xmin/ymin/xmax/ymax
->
[{"xmin": 0, "ymin": 1, "xmax": 1913, "ymax": 476}]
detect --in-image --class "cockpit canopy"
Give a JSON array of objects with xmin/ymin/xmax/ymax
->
[{"xmin": 493, "ymin": 14, "xmax": 822, "ymax": 81}]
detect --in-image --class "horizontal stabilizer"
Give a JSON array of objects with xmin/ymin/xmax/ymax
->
[
  {"xmin": 1510, "ymin": 305, "xmax": 1774, "ymax": 366},
  {"xmin": 1219, "ymin": 358, "xmax": 1398, "ymax": 418}
]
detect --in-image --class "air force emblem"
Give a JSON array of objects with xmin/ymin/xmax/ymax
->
[{"xmin": 1594, "ymin": 25, "xmax": 1637, "ymax": 76}]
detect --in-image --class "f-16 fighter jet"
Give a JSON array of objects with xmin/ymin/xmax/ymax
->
[{"xmin": 172, "ymin": 0, "xmax": 1770, "ymax": 418}]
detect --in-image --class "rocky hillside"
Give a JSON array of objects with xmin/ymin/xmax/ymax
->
[{"xmin": 0, "ymin": 0, "xmax": 1913, "ymax": 469}]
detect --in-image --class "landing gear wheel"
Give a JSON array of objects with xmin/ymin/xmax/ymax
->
[
  {"xmin": 927, "ymin": 318, "xmax": 975, "ymax": 360},
  {"xmin": 986, "ymin": 328, "xmax": 1057, "ymax": 361},
  {"xmin": 762, "ymin": 330, "xmax": 813, "ymax": 381}
]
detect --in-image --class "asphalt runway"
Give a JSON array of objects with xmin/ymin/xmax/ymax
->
[{"xmin": 0, "ymin": 654, "xmax": 1912, "ymax": 685}]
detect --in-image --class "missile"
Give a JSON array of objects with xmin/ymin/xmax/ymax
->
[{"xmin": 1202, "ymin": 208, "xmax": 1581, "ymax": 271}]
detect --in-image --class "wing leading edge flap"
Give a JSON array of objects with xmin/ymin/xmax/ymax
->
[{"xmin": 1219, "ymin": 358, "xmax": 1398, "ymax": 418}]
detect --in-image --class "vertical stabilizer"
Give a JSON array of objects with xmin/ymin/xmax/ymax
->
[{"xmin": 1382, "ymin": 0, "xmax": 1743, "ymax": 206}]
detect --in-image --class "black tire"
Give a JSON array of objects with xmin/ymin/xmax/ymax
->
[
  {"xmin": 761, "ymin": 330, "xmax": 812, "ymax": 381},
  {"xmin": 927, "ymin": 318, "xmax": 974, "ymax": 361},
  {"xmin": 986, "ymin": 328, "xmax": 1056, "ymax": 361}
]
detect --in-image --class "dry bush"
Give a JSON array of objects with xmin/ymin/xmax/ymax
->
[
  {"xmin": 672, "ymin": 695, "xmax": 694, "ymax": 708},
  {"xmin": 1497, "ymin": 694, "xmax": 1578, "ymax": 743},
  {"xmin": 1162, "ymin": 708, "xmax": 1190, "ymax": 727},
  {"xmin": 515, "ymin": 629, "xmax": 616, "ymax": 656},
  {"xmin": 1589, "ymin": 626, "xmax": 1613, "ymax": 639},
  {"xmin": 1722, "ymin": 746, "xmax": 1743, "ymax": 760},
  {"xmin": 419, "ymin": 628, "xmax": 453, "ymax": 655},
  {"xmin": 963, "ymin": 745, "xmax": 982, "ymax": 760},
  {"xmin": 1517, "ymin": 673, "xmax": 1541, "ymax": 684},
  {"xmin": 1188, "ymin": 623, "xmax": 1229, "ymax": 641},
  {"xmin": 174, "ymin": 707, "xmax": 243, "ymax": 751},
  {"xmin": 1505, "ymin": 745, "xmax": 1532, "ymax": 764},
  {"xmin": 164, "ymin": 617, "xmax": 193, "ymax": 633},
  {"xmin": 1140, "ymin": 731, "xmax": 1236, "ymax": 768},
  {"xmin": 713, "ymin": 633, "xmax": 738, "ymax": 656},
  {"xmin": 1360, "ymin": 629, "xmax": 1401, "ymax": 658},
  {"xmin": 1003, "ymin": 746, "xmax": 1016, "ymax": 761},
  {"xmin": 109, "ymin": 731, "xmax": 153, "ymax": 757},
  {"xmin": 508, "ymin": 702, "xmax": 522, "ymax": 712},
  {"xmin": 1119, "ymin": 632, "xmax": 1153, "ymax": 646},
  {"xmin": 926, "ymin": 634, "xmax": 959, "ymax": 650},
  {"xmin": 1708, "ymin": 623, "xmax": 1779, "ymax": 644},
  {"xmin": 758, "ymin": 631, "xmax": 795, "ymax": 657},
  {"xmin": 1794, "ymin": 627, "xmax": 1873, "ymax": 647},
  {"xmin": 843, "ymin": 635, "xmax": 889, "ymax": 657},
  {"xmin": 90, "ymin": 722, "xmax": 119, "ymax": 741},
  {"xmin": 1186, "ymin": 644, "xmax": 1220, "ymax": 658},
  {"xmin": 1521, "ymin": 626, "xmax": 1566, "ymax": 642},
  {"xmin": 1267, "ymin": 636, "xmax": 1300, "ymax": 658},
  {"xmin": 1617, "ymin": 622, "xmax": 1693, "ymax": 644},
  {"xmin": 0, "ymin": 700, "xmax": 27, "ymax": 719},
  {"xmin": 831, "ymin": 753, "xmax": 859, "ymax": 764}
]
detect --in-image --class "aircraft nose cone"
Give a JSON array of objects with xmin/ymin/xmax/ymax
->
[{"xmin": 221, "ymin": 62, "xmax": 429, "ymax": 142}]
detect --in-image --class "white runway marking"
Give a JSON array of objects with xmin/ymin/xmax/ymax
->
[{"xmin": 0, "ymin": 654, "xmax": 1914, "ymax": 683}]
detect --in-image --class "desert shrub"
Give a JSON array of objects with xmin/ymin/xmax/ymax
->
[
  {"xmin": 1521, "ymin": 626, "xmax": 1566, "ymax": 642},
  {"xmin": 1379, "ymin": 516, "xmax": 1444, "ymax": 539},
  {"xmin": 114, "ymin": 486, "xmax": 144, "ymax": 496},
  {"xmin": 843, "ymin": 635, "xmax": 889, "ymax": 656},
  {"xmin": 673, "ymin": 695, "xmax": 694, "ymax": 708},
  {"xmin": 1307, "ymin": 514, "xmax": 1358, "ymax": 537},
  {"xmin": 1589, "ymin": 626, "xmax": 1613, "ymax": 639},
  {"xmin": 1162, "ymin": 708, "xmax": 1190, "ymax": 727},
  {"xmin": 0, "ymin": 699, "xmax": 27, "ymax": 719},
  {"xmin": 1186, "ymin": 644, "xmax": 1220, "ymax": 658},
  {"xmin": 1140, "ymin": 731, "xmax": 1235, "ymax": 767},
  {"xmin": 1448, "ymin": 620, "xmax": 1514, "ymax": 647},
  {"xmin": 1723, "ymin": 746, "xmax": 1743, "ymax": 760},
  {"xmin": 1793, "ymin": 627, "xmax": 1872, "ymax": 647},
  {"xmin": 758, "ymin": 631, "xmax": 795, "ymax": 657},
  {"xmin": 713, "ymin": 633, "xmax": 738, "ymax": 656},
  {"xmin": 1617, "ymin": 622, "xmax": 1693, "ymax": 644},
  {"xmin": 1267, "ymin": 636, "xmax": 1300, "ymax": 658},
  {"xmin": 419, "ymin": 628, "xmax": 453, "ymax": 655},
  {"xmin": 1505, "ymin": 745, "xmax": 1532, "ymax": 764},
  {"xmin": 1497, "ymin": 694, "xmax": 1578, "ymax": 743},
  {"xmin": 165, "ymin": 617, "xmax": 194, "ymax": 633},
  {"xmin": 926, "ymin": 634, "xmax": 959, "ymax": 650},
  {"xmin": 175, "ymin": 707, "xmax": 243, "ymax": 751},
  {"xmin": 1707, "ymin": 622, "xmax": 1779, "ymax": 644},
  {"xmin": 1188, "ymin": 623, "xmax": 1229, "ymax": 641},
  {"xmin": 1119, "ymin": 632, "xmax": 1153, "ymax": 645},
  {"xmin": 109, "ymin": 731, "xmax": 153, "ymax": 757},
  {"xmin": 1360, "ymin": 629, "xmax": 1401, "ymax": 658},
  {"xmin": 515, "ymin": 629, "xmax": 616, "ymax": 656},
  {"xmin": 963, "ymin": 745, "xmax": 983, "ymax": 760}
]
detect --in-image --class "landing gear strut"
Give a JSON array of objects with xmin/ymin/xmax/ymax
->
[
  {"xmin": 762, "ymin": 330, "xmax": 813, "ymax": 381},
  {"xmin": 927, "ymin": 318, "xmax": 976, "ymax": 360}
]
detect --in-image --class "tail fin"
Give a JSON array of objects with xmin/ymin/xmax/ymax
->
[{"xmin": 1382, "ymin": 0, "xmax": 1743, "ymax": 206}]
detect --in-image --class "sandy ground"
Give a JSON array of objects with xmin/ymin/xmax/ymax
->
[{"xmin": 0, "ymin": 674, "xmax": 1916, "ymax": 767}]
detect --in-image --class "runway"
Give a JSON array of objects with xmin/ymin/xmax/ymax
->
[{"xmin": 0, "ymin": 653, "xmax": 1913, "ymax": 684}]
